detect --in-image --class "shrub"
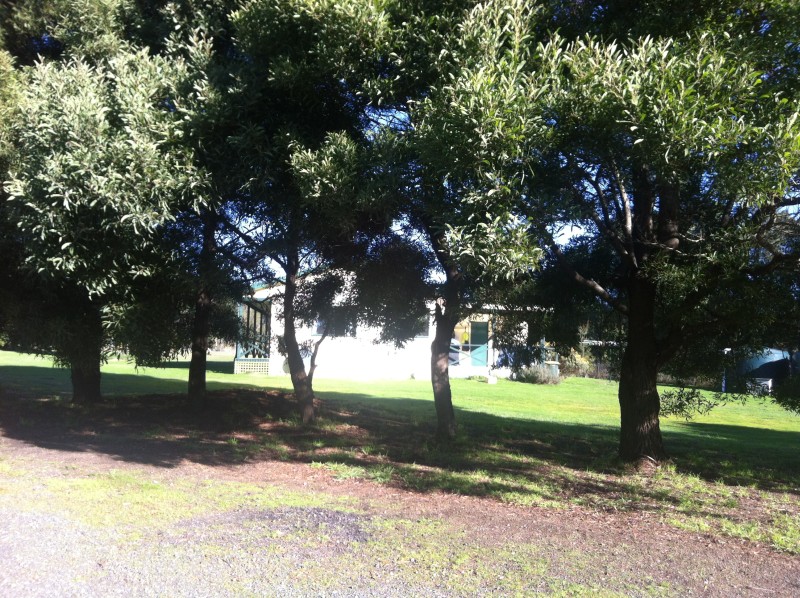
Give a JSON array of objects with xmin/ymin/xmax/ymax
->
[
  {"xmin": 560, "ymin": 350, "xmax": 593, "ymax": 378},
  {"xmin": 513, "ymin": 365, "xmax": 560, "ymax": 385}
]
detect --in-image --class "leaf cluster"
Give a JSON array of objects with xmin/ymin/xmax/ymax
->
[{"xmin": 7, "ymin": 49, "xmax": 205, "ymax": 297}]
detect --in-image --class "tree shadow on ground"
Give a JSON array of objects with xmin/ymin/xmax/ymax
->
[
  {"xmin": 1, "ymin": 369, "xmax": 798, "ymax": 513},
  {"xmin": 0, "ymin": 361, "xmax": 249, "ymax": 397},
  {"xmin": 152, "ymin": 359, "xmax": 235, "ymax": 375},
  {"xmin": 313, "ymin": 395, "xmax": 800, "ymax": 503}
]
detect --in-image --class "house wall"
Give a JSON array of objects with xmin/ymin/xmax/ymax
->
[
  {"xmin": 273, "ymin": 324, "xmax": 434, "ymax": 380},
  {"xmin": 235, "ymin": 287, "xmax": 512, "ymax": 380}
]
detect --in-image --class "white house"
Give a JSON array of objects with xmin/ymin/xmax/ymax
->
[{"xmin": 233, "ymin": 286, "xmax": 513, "ymax": 380}]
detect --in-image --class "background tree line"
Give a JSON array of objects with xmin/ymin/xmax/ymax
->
[{"xmin": 1, "ymin": 0, "xmax": 798, "ymax": 465}]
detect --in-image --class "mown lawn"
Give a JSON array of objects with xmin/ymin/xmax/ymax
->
[{"xmin": 1, "ymin": 349, "xmax": 799, "ymax": 553}]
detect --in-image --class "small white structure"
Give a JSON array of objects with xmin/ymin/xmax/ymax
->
[{"xmin": 233, "ymin": 287, "xmax": 511, "ymax": 380}]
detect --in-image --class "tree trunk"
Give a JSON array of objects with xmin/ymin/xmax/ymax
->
[
  {"xmin": 188, "ymin": 287, "xmax": 211, "ymax": 406},
  {"xmin": 431, "ymin": 305, "xmax": 457, "ymax": 438},
  {"xmin": 283, "ymin": 269, "xmax": 316, "ymax": 423},
  {"xmin": 69, "ymin": 301, "xmax": 103, "ymax": 404},
  {"xmin": 307, "ymin": 328, "xmax": 328, "ymax": 388},
  {"xmin": 71, "ymin": 361, "xmax": 102, "ymax": 403},
  {"xmin": 188, "ymin": 210, "xmax": 217, "ymax": 407},
  {"xmin": 618, "ymin": 277, "xmax": 667, "ymax": 463},
  {"xmin": 423, "ymin": 216, "xmax": 464, "ymax": 440},
  {"xmin": 286, "ymin": 330, "xmax": 315, "ymax": 423}
]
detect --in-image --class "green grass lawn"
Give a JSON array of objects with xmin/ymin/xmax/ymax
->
[{"xmin": 1, "ymin": 349, "xmax": 799, "ymax": 553}]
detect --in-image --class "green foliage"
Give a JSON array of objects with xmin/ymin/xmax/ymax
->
[
  {"xmin": 540, "ymin": 32, "xmax": 800, "ymax": 200},
  {"xmin": 0, "ymin": 49, "xmax": 17, "ymax": 172},
  {"xmin": 350, "ymin": 236, "xmax": 434, "ymax": 345},
  {"xmin": 0, "ymin": 0, "xmax": 148, "ymax": 63},
  {"xmin": 233, "ymin": 0, "xmax": 393, "ymax": 79},
  {"xmin": 773, "ymin": 376, "xmax": 800, "ymax": 414},
  {"xmin": 660, "ymin": 387, "xmax": 720, "ymax": 419},
  {"xmin": 7, "ymin": 49, "xmax": 203, "ymax": 297},
  {"xmin": 411, "ymin": 0, "xmax": 546, "ymax": 282}
]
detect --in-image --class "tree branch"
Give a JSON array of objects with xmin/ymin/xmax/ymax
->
[
  {"xmin": 610, "ymin": 159, "xmax": 634, "ymax": 246},
  {"xmin": 580, "ymin": 172, "xmax": 634, "ymax": 265},
  {"xmin": 549, "ymin": 238, "xmax": 628, "ymax": 316},
  {"xmin": 307, "ymin": 325, "xmax": 329, "ymax": 386},
  {"xmin": 743, "ymin": 252, "xmax": 800, "ymax": 276}
]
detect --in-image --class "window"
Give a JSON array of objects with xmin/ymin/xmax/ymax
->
[{"xmin": 238, "ymin": 300, "xmax": 271, "ymax": 359}]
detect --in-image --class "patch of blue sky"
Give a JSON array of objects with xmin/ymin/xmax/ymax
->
[
  {"xmin": 364, "ymin": 106, "xmax": 410, "ymax": 138},
  {"xmin": 552, "ymin": 223, "xmax": 587, "ymax": 245}
]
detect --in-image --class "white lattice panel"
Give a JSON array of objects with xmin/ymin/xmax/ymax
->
[{"xmin": 234, "ymin": 360, "xmax": 270, "ymax": 375}]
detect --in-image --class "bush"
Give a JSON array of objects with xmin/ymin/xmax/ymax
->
[
  {"xmin": 560, "ymin": 349, "xmax": 616, "ymax": 380},
  {"xmin": 560, "ymin": 350, "xmax": 593, "ymax": 378},
  {"xmin": 513, "ymin": 365, "xmax": 560, "ymax": 385}
]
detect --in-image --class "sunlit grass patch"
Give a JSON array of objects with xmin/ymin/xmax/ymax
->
[
  {"xmin": 45, "ymin": 470, "xmax": 202, "ymax": 528},
  {"xmin": 668, "ymin": 515, "xmax": 712, "ymax": 534},
  {"xmin": 311, "ymin": 461, "xmax": 368, "ymax": 481},
  {"xmin": 367, "ymin": 463, "xmax": 396, "ymax": 483},
  {"xmin": 14, "ymin": 468, "xmax": 353, "ymax": 531},
  {"xmin": 769, "ymin": 514, "xmax": 800, "ymax": 553}
]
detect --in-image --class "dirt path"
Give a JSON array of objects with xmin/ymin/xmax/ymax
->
[{"xmin": 1, "ymin": 433, "xmax": 798, "ymax": 597}]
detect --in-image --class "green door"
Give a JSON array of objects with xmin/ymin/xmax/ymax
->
[{"xmin": 470, "ymin": 322, "xmax": 489, "ymax": 366}]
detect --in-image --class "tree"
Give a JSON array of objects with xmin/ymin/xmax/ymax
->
[
  {"xmin": 1, "ymin": 1, "xmax": 252, "ymax": 405},
  {"xmin": 413, "ymin": 0, "xmax": 800, "ymax": 462},
  {"xmin": 186, "ymin": 0, "xmax": 403, "ymax": 422},
  {"xmin": 5, "ymin": 44, "xmax": 206, "ymax": 401},
  {"xmin": 401, "ymin": 0, "xmax": 542, "ymax": 437},
  {"xmin": 383, "ymin": 150, "xmax": 482, "ymax": 439},
  {"xmin": 155, "ymin": 8, "xmax": 249, "ymax": 406}
]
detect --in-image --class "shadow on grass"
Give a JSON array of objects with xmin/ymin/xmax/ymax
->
[
  {"xmin": 0, "ymin": 362, "xmax": 245, "ymax": 397},
  {"xmin": 151, "ymin": 359, "xmax": 235, "ymax": 375},
  {"xmin": 315, "ymin": 395, "xmax": 800, "ymax": 503},
  {"xmin": 1, "ymin": 367, "xmax": 798, "ymax": 510}
]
